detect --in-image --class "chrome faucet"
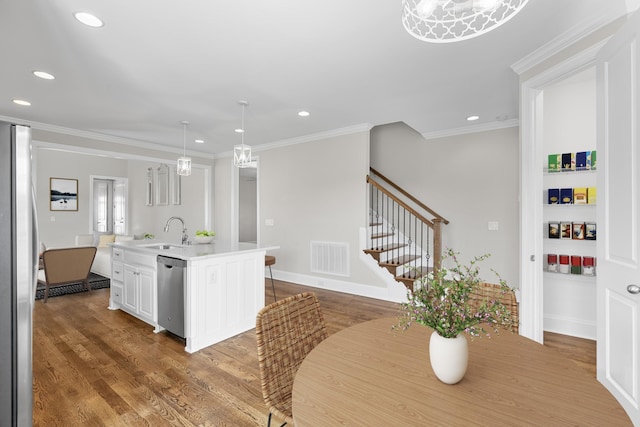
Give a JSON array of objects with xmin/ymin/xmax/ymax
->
[{"xmin": 164, "ymin": 216, "xmax": 188, "ymax": 245}]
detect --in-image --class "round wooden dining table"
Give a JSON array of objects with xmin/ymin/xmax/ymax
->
[{"xmin": 292, "ymin": 317, "xmax": 631, "ymax": 426}]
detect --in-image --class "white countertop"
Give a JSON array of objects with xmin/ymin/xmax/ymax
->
[{"xmin": 112, "ymin": 239, "xmax": 278, "ymax": 261}]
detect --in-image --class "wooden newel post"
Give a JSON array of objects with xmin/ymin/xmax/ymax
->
[{"xmin": 432, "ymin": 219, "xmax": 443, "ymax": 273}]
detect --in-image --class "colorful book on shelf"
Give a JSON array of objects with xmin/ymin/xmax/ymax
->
[
  {"xmin": 590, "ymin": 150, "xmax": 597, "ymax": 170},
  {"xmin": 548, "ymin": 154, "xmax": 561, "ymax": 172},
  {"xmin": 560, "ymin": 188, "xmax": 573, "ymax": 204},
  {"xmin": 561, "ymin": 153, "xmax": 574, "ymax": 171},
  {"xmin": 576, "ymin": 152, "xmax": 588, "ymax": 170},
  {"xmin": 588, "ymin": 187, "xmax": 597, "ymax": 204},
  {"xmin": 572, "ymin": 223, "xmax": 585, "ymax": 240},
  {"xmin": 548, "ymin": 188, "xmax": 559, "ymax": 204},
  {"xmin": 574, "ymin": 187, "xmax": 587, "ymax": 204},
  {"xmin": 585, "ymin": 223, "xmax": 597, "ymax": 240}
]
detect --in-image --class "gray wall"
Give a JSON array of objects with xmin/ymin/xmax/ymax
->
[
  {"xmin": 214, "ymin": 130, "xmax": 384, "ymax": 292},
  {"xmin": 32, "ymin": 129, "xmax": 212, "ymax": 249},
  {"xmin": 370, "ymin": 123, "xmax": 520, "ymax": 290},
  {"xmin": 34, "ymin": 148, "xmax": 128, "ymax": 247},
  {"xmin": 127, "ymin": 160, "xmax": 208, "ymax": 243}
]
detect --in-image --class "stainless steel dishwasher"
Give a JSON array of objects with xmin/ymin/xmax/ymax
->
[{"xmin": 157, "ymin": 255, "xmax": 187, "ymax": 339}]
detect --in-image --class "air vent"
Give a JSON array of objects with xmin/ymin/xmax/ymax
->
[{"xmin": 310, "ymin": 241, "xmax": 350, "ymax": 277}]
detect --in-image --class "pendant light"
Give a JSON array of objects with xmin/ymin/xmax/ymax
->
[
  {"xmin": 233, "ymin": 101, "xmax": 252, "ymax": 168},
  {"xmin": 177, "ymin": 120, "xmax": 191, "ymax": 176},
  {"xmin": 401, "ymin": 0, "xmax": 529, "ymax": 43}
]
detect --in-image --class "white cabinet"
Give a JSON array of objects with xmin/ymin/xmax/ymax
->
[
  {"xmin": 109, "ymin": 247, "xmax": 158, "ymax": 329},
  {"xmin": 123, "ymin": 264, "xmax": 155, "ymax": 323},
  {"xmin": 184, "ymin": 250, "xmax": 266, "ymax": 353}
]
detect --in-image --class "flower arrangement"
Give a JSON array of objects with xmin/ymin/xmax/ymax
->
[{"xmin": 396, "ymin": 249, "xmax": 515, "ymax": 339}]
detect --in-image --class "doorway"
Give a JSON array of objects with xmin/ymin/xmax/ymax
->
[
  {"xmin": 519, "ymin": 44, "xmax": 602, "ymax": 343},
  {"xmin": 238, "ymin": 165, "xmax": 258, "ymax": 243},
  {"xmin": 91, "ymin": 176, "xmax": 128, "ymax": 235}
]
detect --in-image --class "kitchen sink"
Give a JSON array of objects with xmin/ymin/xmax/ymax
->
[{"xmin": 140, "ymin": 243, "xmax": 183, "ymax": 250}]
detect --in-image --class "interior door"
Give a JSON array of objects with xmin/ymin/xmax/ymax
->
[
  {"xmin": 596, "ymin": 11, "xmax": 640, "ymax": 424},
  {"xmin": 113, "ymin": 181, "xmax": 127, "ymax": 235}
]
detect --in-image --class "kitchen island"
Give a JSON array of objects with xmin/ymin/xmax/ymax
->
[{"xmin": 108, "ymin": 240, "xmax": 277, "ymax": 353}]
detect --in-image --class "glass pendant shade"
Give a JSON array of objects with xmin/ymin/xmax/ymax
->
[
  {"xmin": 177, "ymin": 156, "xmax": 191, "ymax": 176},
  {"xmin": 177, "ymin": 120, "xmax": 191, "ymax": 176},
  {"xmin": 233, "ymin": 144, "xmax": 252, "ymax": 168},
  {"xmin": 402, "ymin": 0, "xmax": 529, "ymax": 43}
]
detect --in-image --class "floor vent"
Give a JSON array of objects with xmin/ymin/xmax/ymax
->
[{"xmin": 310, "ymin": 241, "xmax": 350, "ymax": 277}]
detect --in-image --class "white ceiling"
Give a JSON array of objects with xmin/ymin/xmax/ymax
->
[{"xmin": 0, "ymin": 0, "xmax": 624, "ymax": 158}]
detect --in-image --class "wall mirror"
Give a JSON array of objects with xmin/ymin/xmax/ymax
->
[
  {"xmin": 156, "ymin": 164, "xmax": 169, "ymax": 206},
  {"xmin": 170, "ymin": 166, "xmax": 181, "ymax": 205},
  {"xmin": 146, "ymin": 167, "xmax": 153, "ymax": 206}
]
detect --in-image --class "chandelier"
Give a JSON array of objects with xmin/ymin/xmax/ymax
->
[
  {"xmin": 177, "ymin": 120, "xmax": 191, "ymax": 176},
  {"xmin": 233, "ymin": 101, "xmax": 252, "ymax": 168},
  {"xmin": 401, "ymin": 0, "xmax": 530, "ymax": 43}
]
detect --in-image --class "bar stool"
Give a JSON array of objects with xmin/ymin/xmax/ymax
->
[{"xmin": 265, "ymin": 255, "xmax": 277, "ymax": 301}]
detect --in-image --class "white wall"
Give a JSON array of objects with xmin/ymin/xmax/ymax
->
[{"xmin": 370, "ymin": 123, "xmax": 520, "ymax": 290}]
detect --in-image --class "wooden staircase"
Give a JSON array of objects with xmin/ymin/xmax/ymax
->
[{"xmin": 364, "ymin": 168, "xmax": 449, "ymax": 291}]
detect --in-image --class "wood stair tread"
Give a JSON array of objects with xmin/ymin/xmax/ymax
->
[
  {"xmin": 396, "ymin": 266, "xmax": 431, "ymax": 280},
  {"xmin": 363, "ymin": 243, "xmax": 407, "ymax": 254},
  {"xmin": 379, "ymin": 255, "xmax": 420, "ymax": 267},
  {"xmin": 371, "ymin": 232, "xmax": 394, "ymax": 239}
]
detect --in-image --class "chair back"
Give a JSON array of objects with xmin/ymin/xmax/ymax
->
[
  {"xmin": 42, "ymin": 247, "xmax": 97, "ymax": 285},
  {"xmin": 255, "ymin": 292, "xmax": 328, "ymax": 424},
  {"xmin": 469, "ymin": 282, "xmax": 519, "ymax": 333}
]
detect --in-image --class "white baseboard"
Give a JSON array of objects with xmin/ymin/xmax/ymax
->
[
  {"xmin": 543, "ymin": 313, "xmax": 596, "ymax": 340},
  {"xmin": 270, "ymin": 268, "xmax": 405, "ymax": 303}
]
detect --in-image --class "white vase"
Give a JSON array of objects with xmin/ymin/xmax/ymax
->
[{"xmin": 429, "ymin": 331, "xmax": 468, "ymax": 384}]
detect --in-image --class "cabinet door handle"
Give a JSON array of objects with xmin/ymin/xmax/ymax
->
[{"xmin": 628, "ymin": 284, "xmax": 640, "ymax": 295}]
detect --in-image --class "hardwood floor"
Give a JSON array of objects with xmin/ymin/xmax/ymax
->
[{"xmin": 32, "ymin": 280, "xmax": 596, "ymax": 426}]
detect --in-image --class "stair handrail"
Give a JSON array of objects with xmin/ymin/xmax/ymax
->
[
  {"xmin": 367, "ymin": 176, "xmax": 435, "ymax": 228},
  {"xmin": 369, "ymin": 167, "xmax": 449, "ymax": 225},
  {"xmin": 366, "ymin": 167, "xmax": 449, "ymax": 278}
]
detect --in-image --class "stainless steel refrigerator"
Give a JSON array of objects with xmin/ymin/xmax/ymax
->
[{"xmin": 0, "ymin": 122, "xmax": 38, "ymax": 427}]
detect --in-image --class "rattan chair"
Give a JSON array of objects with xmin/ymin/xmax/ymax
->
[
  {"xmin": 255, "ymin": 292, "xmax": 329, "ymax": 427},
  {"xmin": 38, "ymin": 246, "xmax": 97, "ymax": 303},
  {"xmin": 468, "ymin": 282, "xmax": 519, "ymax": 333}
]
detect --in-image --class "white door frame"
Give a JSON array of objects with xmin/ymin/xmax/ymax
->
[{"xmin": 519, "ymin": 42, "xmax": 606, "ymax": 343}]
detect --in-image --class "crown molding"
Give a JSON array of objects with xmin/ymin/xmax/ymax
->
[
  {"xmin": 218, "ymin": 123, "xmax": 374, "ymax": 158},
  {"xmin": 0, "ymin": 114, "xmax": 214, "ymax": 159},
  {"xmin": 511, "ymin": 6, "xmax": 625, "ymax": 76},
  {"xmin": 420, "ymin": 119, "xmax": 519, "ymax": 141}
]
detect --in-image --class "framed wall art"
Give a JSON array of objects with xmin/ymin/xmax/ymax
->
[{"xmin": 50, "ymin": 177, "xmax": 78, "ymax": 211}]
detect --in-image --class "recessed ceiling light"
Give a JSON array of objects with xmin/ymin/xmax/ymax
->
[
  {"xmin": 13, "ymin": 99, "xmax": 31, "ymax": 106},
  {"xmin": 195, "ymin": 139, "xmax": 204, "ymax": 144},
  {"xmin": 235, "ymin": 128, "xmax": 244, "ymax": 133},
  {"xmin": 466, "ymin": 115, "xmax": 480, "ymax": 121},
  {"xmin": 298, "ymin": 111, "xmax": 310, "ymax": 117},
  {"xmin": 33, "ymin": 70, "xmax": 55, "ymax": 80},
  {"xmin": 74, "ymin": 12, "xmax": 104, "ymax": 27}
]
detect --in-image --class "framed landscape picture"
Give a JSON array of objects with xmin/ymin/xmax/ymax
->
[{"xmin": 50, "ymin": 177, "xmax": 78, "ymax": 211}]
